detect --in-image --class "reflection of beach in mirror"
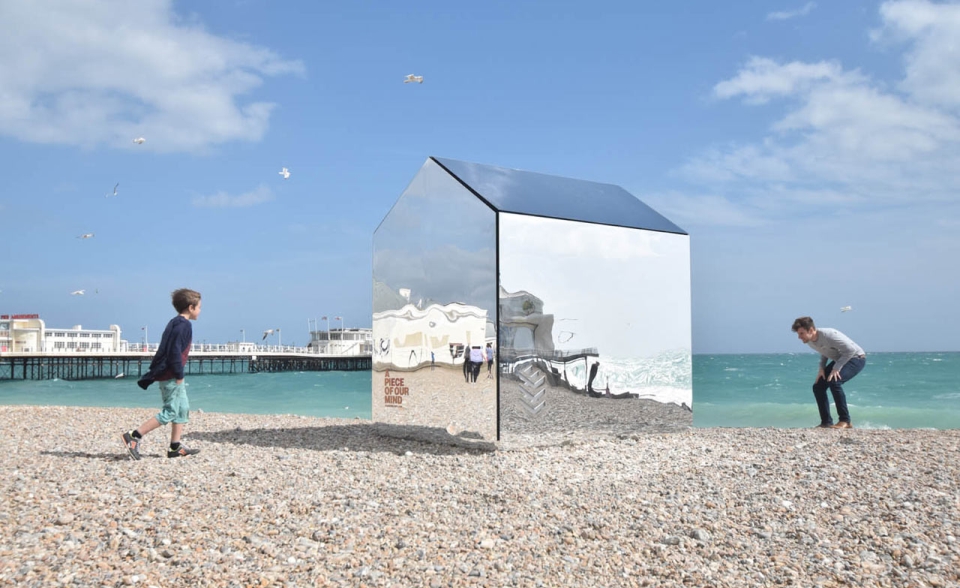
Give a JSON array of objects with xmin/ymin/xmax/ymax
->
[
  {"xmin": 372, "ymin": 158, "xmax": 498, "ymax": 441},
  {"xmin": 498, "ymin": 213, "xmax": 691, "ymax": 435},
  {"xmin": 499, "ymin": 375, "xmax": 691, "ymax": 436},
  {"xmin": 372, "ymin": 364, "xmax": 496, "ymax": 441}
]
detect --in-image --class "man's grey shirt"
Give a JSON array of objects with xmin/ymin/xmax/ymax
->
[{"xmin": 806, "ymin": 328, "xmax": 865, "ymax": 372}]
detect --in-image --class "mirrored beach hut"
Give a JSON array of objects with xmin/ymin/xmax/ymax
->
[{"xmin": 373, "ymin": 157, "xmax": 692, "ymax": 444}]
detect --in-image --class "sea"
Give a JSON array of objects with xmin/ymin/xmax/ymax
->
[{"xmin": 1, "ymin": 352, "xmax": 958, "ymax": 429}]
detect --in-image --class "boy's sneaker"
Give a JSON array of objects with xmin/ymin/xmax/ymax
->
[
  {"xmin": 121, "ymin": 431, "xmax": 142, "ymax": 460},
  {"xmin": 167, "ymin": 444, "xmax": 200, "ymax": 458}
]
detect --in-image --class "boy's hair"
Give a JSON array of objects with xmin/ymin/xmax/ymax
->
[
  {"xmin": 172, "ymin": 288, "xmax": 202, "ymax": 313},
  {"xmin": 791, "ymin": 316, "xmax": 815, "ymax": 332}
]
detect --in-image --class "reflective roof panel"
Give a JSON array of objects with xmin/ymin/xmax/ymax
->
[{"xmin": 432, "ymin": 157, "xmax": 686, "ymax": 235}]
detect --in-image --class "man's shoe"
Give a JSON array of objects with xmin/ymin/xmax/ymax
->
[
  {"xmin": 830, "ymin": 421, "xmax": 853, "ymax": 429},
  {"xmin": 167, "ymin": 444, "xmax": 200, "ymax": 458},
  {"xmin": 813, "ymin": 423, "xmax": 833, "ymax": 429},
  {"xmin": 121, "ymin": 431, "xmax": 142, "ymax": 460}
]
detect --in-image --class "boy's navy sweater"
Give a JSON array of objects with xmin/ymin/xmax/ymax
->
[{"xmin": 137, "ymin": 316, "xmax": 192, "ymax": 390}]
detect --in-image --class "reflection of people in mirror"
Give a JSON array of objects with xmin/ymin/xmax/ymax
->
[
  {"xmin": 485, "ymin": 343, "xmax": 494, "ymax": 377},
  {"xmin": 587, "ymin": 361, "xmax": 601, "ymax": 394},
  {"xmin": 469, "ymin": 346, "xmax": 484, "ymax": 382},
  {"xmin": 462, "ymin": 346, "xmax": 471, "ymax": 382}
]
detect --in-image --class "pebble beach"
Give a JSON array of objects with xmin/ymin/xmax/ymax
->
[{"xmin": 2, "ymin": 405, "xmax": 959, "ymax": 587}]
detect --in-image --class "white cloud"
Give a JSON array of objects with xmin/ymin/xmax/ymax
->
[
  {"xmin": 713, "ymin": 57, "xmax": 848, "ymax": 104},
  {"xmin": 0, "ymin": 0, "xmax": 304, "ymax": 153},
  {"xmin": 679, "ymin": 143, "xmax": 796, "ymax": 183},
  {"xmin": 684, "ymin": 1, "xmax": 960, "ymax": 220},
  {"xmin": 192, "ymin": 184, "xmax": 274, "ymax": 208},
  {"xmin": 873, "ymin": 0, "xmax": 960, "ymax": 109},
  {"xmin": 773, "ymin": 82, "xmax": 960, "ymax": 159},
  {"xmin": 766, "ymin": 2, "xmax": 817, "ymax": 21}
]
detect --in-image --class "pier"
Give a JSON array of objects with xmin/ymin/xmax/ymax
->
[{"xmin": 0, "ymin": 350, "xmax": 371, "ymax": 381}]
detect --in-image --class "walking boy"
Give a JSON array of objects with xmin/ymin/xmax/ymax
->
[
  {"xmin": 791, "ymin": 316, "xmax": 866, "ymax": 429},
  {"xmin": 121, "ymin": 288, "xmax": 203, "ymax": 459}
]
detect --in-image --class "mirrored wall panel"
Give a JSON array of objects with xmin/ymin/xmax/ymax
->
[
  {"xmin": 498, "ymin": 213, "xmax": 692, "ymax": 437},
  {"xmin": 373, "ymin": 159, "xmax": 498, "ymax": 442}
]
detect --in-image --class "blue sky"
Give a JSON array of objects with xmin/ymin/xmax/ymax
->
[{"xmin": 1, "ymin": 0, "xmax": 958, "ymax": 353}]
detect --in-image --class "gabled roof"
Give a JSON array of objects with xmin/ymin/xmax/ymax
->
[{"xmin": 432, "ymin": 157, "xmax": 686, "ymax": 235}]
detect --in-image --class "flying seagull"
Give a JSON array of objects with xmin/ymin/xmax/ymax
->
[
  {"xmin": 403, "ymin": 74, "xmax": 423, "ymax": 84},
  {"xmin": 133, "ymin": 137, "xmax": 146, "ymax": 144},
  {"xmin": 262, "ymin": 329, "xmax": 276, "ymax": 340},
  {"xmin": 77, "ymin": 233, "xmax": 95, "ymax": 239},
  {"xmin": 840, "ymin": 306, "xmax": 852, "ymax": 312},
  {"xmin": 106, "ymin": 183, "xmax": 119, "ymax": 197},
  {"xmin": 279, "ymin": 167, "xmax": 290, "ymax": 179},
  {"xmin": 71, "ymin": 290, "xmax": 85, "ymax": 296}
]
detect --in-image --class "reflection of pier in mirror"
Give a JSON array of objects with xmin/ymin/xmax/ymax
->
[{"xmin": 498, "ymin": 212, "xmax": 693, "ymax": 437}]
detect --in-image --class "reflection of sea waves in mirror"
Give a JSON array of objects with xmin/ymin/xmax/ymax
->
[{"xmin": 563, "ymin": 350, "xmax": 692, "ymax": 405}]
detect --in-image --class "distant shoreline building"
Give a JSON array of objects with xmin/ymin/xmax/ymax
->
[
  {"xmin": 0, "ymin": 313, "xmax": 123, "ymax": 353},
  {"xmin": 307, "ymin": 327, "xmax": 373, "ymax": 356}
]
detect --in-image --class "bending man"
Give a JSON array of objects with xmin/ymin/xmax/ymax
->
[{"xmin": 791, "ymin": 316, "xmax": 866, "ymax": 429}]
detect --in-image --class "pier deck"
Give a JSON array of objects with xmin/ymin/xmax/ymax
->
[{"xmin": 0, "ymin": 352, "xmax": 371, "ymax": 381}]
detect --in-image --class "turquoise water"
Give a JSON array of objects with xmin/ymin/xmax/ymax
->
[
  {"xmin": 0, "ymin": 371, "xmax": 374, "ymax": 420},
  {"xmin": 693, "ymin": 352, "xmax": 960, "ymax": 429},
  {"xmin": 1, "ymin": 352, "xmax": 958, "ymax": 429}
]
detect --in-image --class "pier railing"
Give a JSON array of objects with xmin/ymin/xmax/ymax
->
[
  {"xmin": 34, "ymin": 343, "xmax": 353, "ymax": 355},
  {"xmin": 0, "ymin": 350, "xmax": 372, "ymax": 381}
]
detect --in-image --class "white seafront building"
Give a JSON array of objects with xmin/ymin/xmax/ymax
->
[
  {"xmin": 307, "ymin": 327, "xmax": 373, "ymax": 356},
  {"xmin": 0, "ymin": 313, "xmax": 123, "ymax": 353}
]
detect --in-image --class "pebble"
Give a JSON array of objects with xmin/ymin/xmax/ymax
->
[
  {"xmin": 1, "ymin": 405, "xmax": 958, "ymax": 587},
  {"xmin": 691, "ymin": 529, "xmax": 711, "ymax": 542}
]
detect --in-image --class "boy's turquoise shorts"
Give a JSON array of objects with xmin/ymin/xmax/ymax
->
[{"xmin": 156, "ymin": 380, "xmax": 190, "ymax": 425}]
